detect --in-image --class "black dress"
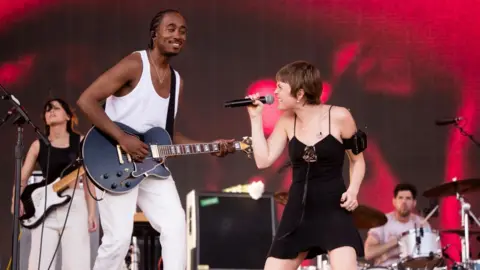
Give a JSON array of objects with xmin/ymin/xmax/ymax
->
[{"xmin": 268, "ymin": 106, "xmax": 364, "ymax": 259}]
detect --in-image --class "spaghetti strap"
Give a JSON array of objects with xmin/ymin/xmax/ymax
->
[
  {"xmin": 328, "ymin": 105, "xmax": 333, "ymax": 134},
  {"xmin": 294, "ymin": 115, "xmax": 297, "ymax": 136}
]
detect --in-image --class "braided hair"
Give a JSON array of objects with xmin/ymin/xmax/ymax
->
[{"xmin": 148, "ymin": 9, "xmax": 181, "ymax": 49}]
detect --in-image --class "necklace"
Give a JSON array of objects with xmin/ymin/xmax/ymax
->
[{"xmin": 147, "ymin": 50, "xmax": 168, "ymax": 85}]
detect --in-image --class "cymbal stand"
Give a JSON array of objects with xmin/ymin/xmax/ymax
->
[{"xmin": 456, "ymin": 191, "xmax": 480, "ymax": 264}]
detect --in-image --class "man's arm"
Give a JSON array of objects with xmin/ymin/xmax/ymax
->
[
  {"xmin": 364, "ymin": 233, "xmax": 398, "ymax": 261},
  {"xmin": 76, "ymin": 53, "xmax": 140, "ymax": 142},
  {"xmin": 77, "ymin": 53, "xmax": 149, "ymax": 159}
]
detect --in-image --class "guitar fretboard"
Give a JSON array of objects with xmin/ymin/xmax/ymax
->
[
  {"xmin": 52, "ymin": 167, "xmax": 85, "ymax": 193},
  {"xmin": 151, "ymin": 142, "xmax": 240, "ymax": 158}
]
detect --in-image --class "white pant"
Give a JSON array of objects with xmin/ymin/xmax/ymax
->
[
  {"xmin": 28, "ymin": 188, "xmax": 91, "ymax": 270},
  {"xmin": 93, "ymin": 176, "xmax": 186, "ymax": 270}
]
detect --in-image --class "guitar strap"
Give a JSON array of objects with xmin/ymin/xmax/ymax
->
[
  {"xmin": 165, "ymin": 66, "xmax": 177, "ymax": 141},
  {"xmin": 99, "ymin": 66, "xmax": 177, "ymax": 140}
]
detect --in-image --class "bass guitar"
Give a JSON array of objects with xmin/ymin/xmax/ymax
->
[
  {"xmin": 82, "ymin": 122, "xmax": 252, "ymax": 193},
  {"xmin": 19, "ymin": 160, "xmax": 85, "ymax": 229}
]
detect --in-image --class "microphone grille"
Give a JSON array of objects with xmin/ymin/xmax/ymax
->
[{"xmin": 265, "ymin": 95, "xmax": 275, "ymax": 105}]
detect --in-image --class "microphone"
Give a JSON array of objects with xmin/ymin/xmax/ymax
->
[
  {"xmin": 435, "ymin": 117, "xmax": 463, "ymax": 126},
  {"xmin": 0, "ymin": 107, "xmax": 17, "ymax": 128},
  {"xmin": 224, "ymin": 95, "xmax": 274, "ymax": 108},
  {"xmin": 0, "ymin": 85, "xmax": 50, "ymax": 145}
]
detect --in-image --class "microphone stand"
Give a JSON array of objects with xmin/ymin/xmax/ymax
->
[
  {"xmin": 0, "ymin": 84, "xmax": 49, "ymax": 270},
  {"xmin": 454, "ymin": 122, "xmax": 480, "ymax": 148}
]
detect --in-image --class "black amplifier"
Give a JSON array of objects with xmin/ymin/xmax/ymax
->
[{"xmin": 186, "ymin": 190, "xmax": 277, "ymax": 270}]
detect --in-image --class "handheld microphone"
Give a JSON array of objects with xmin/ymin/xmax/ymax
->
[
  {"xmin": 224, "ymin": 95, "xmax": 274, "ymax": 108},
  {"xmin": 435, "ymin": 117, "xmax": 463, "ymax": 126}
]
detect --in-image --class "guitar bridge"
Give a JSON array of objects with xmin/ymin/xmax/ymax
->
[{"xmin": 116, "ymin": 145, "xmax": 124, "ymax": 164}]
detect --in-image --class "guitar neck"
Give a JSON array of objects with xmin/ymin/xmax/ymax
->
[
  {"xmin": 52, "ymin": 167, "xmax": 85, "ymax": 193},
  {"xmin": 152, "ymin": 141, "xmax": 240, "ymax": 157}
]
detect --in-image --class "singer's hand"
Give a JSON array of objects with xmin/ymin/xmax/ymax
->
[{"xmin": 246, "ymin": 93, "xmax": 264, "ymax": 119}]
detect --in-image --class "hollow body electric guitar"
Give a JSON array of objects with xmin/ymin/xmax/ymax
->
[
  {"xmin": 19, "ymin": 161, "xmax": 84, "ymax": 229},
  {"xmin": 82, "ymin": 122, "xmax": 252, "ymax": 194}
]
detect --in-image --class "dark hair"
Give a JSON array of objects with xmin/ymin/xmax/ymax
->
[
  {"xmin": 148, "ymin": 9, "xmax": 181, "ymax": 49},
  {"xmin": 275, "ymin": 61, "xmax": 323, "ymax": 105},
  {"xmin": 42, "ymin": 98, "xmax": 78, "ymax": 136},
  {"xmin": 394, "ymin": 183, "xmax": 417, "ymax": 199}
]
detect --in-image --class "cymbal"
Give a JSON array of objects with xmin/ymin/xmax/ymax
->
[
  {"xmin": 273, "ymin": 191, "xmax": 387, "ymax": 229},
  {"xmin": 353, "ymin": 205, "xmax": 388, "ymax": 229},
  {"xmin": 423, "ymin": 178, "xmax": 480, "ymax": 198},
  {"xmin": 441, "ymin": 228, "xmax": 480, "ymax": 236}
]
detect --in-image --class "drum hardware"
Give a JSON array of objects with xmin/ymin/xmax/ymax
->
[
  {"xmin": 414, "ymin": 224, "xmax": 422, "ymax": 259},
  {"xmin": 457, "ymin": 191, "xmax": 480, "ymax": 263},
  {"xmin": 424, "ymin": 178, "xmax": 480, "ymax": 267}
]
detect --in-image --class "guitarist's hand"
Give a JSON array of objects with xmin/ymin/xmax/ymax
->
[
  {"xmin": 212, "ymin": 139, "xmax": 235, "ymax": 157},
  {"xmin": 118, "ymin": 133, "xmax": 149, "ymax": 161}
]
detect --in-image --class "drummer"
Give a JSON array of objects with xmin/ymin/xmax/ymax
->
[{"xmin": 364, "ymin": 183, "xmax": 431, "ymax": 267}]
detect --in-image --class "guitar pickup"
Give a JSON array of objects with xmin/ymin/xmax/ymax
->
[
  {"xmin": 116, "ymin": 145, "xmax": 124, "ymax": 164},
  {"xmin": 150, "ymin": 145, "xmax": 159, "ymax": 159}
]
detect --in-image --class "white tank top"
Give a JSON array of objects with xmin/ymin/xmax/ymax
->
[{"xmin": 104, "ymin": 50, "xmax": 180, "ymax": 133}]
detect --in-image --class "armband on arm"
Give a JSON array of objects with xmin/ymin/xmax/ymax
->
[{"xmin": 343, "ymin": 129, "xmax": 367, "ymax": 155}]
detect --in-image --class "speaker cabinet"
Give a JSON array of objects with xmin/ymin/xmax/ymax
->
[{"xmin": 186, "ymin": 190, "xmax": 277, "ymax": 270}]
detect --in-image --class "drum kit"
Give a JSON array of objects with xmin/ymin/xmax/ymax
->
[{"xmin": 274, "ymin": 177, "xmax": 480, "ymax": 270}]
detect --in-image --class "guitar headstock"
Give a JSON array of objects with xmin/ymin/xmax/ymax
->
[{"xmin": 235, "ymin": 136, "xmax": 253, "ymax": 158}]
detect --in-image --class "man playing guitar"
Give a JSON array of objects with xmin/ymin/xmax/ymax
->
[{"xmin": 77, "ymin": 9, "xmax": 234, "ymax": 270}]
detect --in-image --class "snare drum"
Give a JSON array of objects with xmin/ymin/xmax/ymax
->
[{"xmin": 398, "ymin": 228, "xmax": 442, "ymax": 268}]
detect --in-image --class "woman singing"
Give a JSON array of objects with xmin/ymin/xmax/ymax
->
[
  {"xmin": 11, "ymin": 98, "xmax": 97, "ymax": 270},
  {"xmin": 247, "ymin": 61, "xmax": 366, "ymax": 270}
]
